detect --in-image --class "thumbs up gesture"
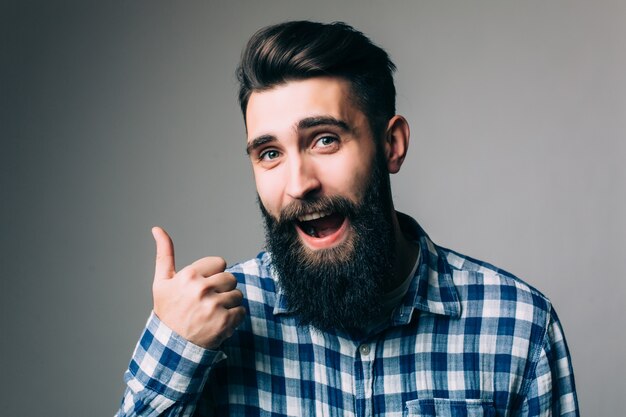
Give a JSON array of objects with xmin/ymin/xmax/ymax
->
[{"xmin": 151, "ymin": 227, "xmax": 246, "ymax": 349}]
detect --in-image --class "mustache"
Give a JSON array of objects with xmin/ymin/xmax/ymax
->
[{"xmin": 269, "ymin": 195, "xmax": 357, "ymax": 224}]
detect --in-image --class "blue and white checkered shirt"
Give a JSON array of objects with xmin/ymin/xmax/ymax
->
[{"xmin": 117, "ymin": 216, "xmax": 578, "ymax": 416}]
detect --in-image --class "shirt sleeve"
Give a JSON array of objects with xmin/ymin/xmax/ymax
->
[
  {"xmin": 517, "ymin": 307, "xmax": 579, "ymax": 417},
  {"xmin": 115, "ymin": 312, "xmax": 226, "ymax": 417}
]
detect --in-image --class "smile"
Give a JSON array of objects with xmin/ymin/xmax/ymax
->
[{"xmin": 295, "ymin": 211, "xmax": 349, "ymax": 249}]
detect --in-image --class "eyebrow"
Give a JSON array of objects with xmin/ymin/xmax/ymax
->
[
  {"xmin": 297, "ymin": 116, "xmax": 351, "ymax": 132},
  {"xmin": 245, "ymin": 116, "xmax": 352, "ymax": 155},
  {"xmin": 246, "ymin": 135, "xmax": 275, "ymax": 156}
]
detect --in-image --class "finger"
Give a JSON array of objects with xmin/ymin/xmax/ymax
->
[
  {"xmin": 219, "ymin": 307, "xmax": 247, "ymax": 342},
  {"xmin": 189, "ymin": 256, "xmax": 227, "ymax": 278},
  {"xmin": 152, "ymin": 226, "xmax": 176, "ymax": 279},
  {"xmin": 205, "ymin": 272, "xmax": 238, "ymax": 293},
  {"xmin": 228, "ymin": 306, "xmax": 247, "ymax": 326},
  {"xmin": 219, "ymin": 289, "xmax": 244, "ymax": 309}
]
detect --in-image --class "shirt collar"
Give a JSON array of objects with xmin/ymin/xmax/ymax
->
[
  {"xmin": 270, "ymin": 212, "xmax": 461, "ymax": 321},
  {"xmin": 390, "ymin": 213, "xmax": 461, "ymax": 325}
]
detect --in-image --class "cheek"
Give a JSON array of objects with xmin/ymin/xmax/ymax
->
[
  {"xmin": 254, "ymin": 170, "xmax": 283, "ymax": 215},
  {"xmin": 320, "ymin": 158, "xmax": 371, "ymax": 201}
]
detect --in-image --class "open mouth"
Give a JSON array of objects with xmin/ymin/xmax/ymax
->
[{"xmin": 295, "ymin": 210, "xmax": 348, "ymax": 248}]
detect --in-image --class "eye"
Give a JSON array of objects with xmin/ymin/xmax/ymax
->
[
  {"xmin": 259, "ymin": 149, "xmax": 280, "ymax": 161},
  {"xmin": 314, "ymin": 136, "xmax": 338, "ymax": 148}
]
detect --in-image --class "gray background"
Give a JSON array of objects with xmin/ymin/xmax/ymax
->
[{"xmin": 2, "ymin": 1, "xmax": 624, "ymax": 415}]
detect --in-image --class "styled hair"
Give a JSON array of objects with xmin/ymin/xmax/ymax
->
[{"xmin": 237, "ymin": 20, "xmax": 397, "ymax": 138}]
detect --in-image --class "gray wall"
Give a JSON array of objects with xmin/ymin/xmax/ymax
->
[{"xmin": 2, "ymin": 1, "xmax": 624, "ymax": 415}]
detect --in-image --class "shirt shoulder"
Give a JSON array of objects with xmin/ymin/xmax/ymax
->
[{"xmin": 441, "ymin": 246, "xmax": 553, "ymax": 327}]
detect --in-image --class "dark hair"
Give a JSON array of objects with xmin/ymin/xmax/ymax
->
[{"xmin": 237, "ymin": 21, "xmax": 397, "ymax": 138}]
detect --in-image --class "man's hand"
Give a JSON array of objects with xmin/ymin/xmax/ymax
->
[{"xmin": 151, "ymin": 226, "xmax": 246, "ymax": 350}]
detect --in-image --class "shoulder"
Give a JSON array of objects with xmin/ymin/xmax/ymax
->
[
  {"xmin": 227, "ymin": 251, "xmax": 272, "ymax": 279},
  {"xmin": 440, "ymin": 246, "xmax": 553, "ymax": 328}
]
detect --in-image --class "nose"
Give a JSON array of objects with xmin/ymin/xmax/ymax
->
[{"xmin": 285, "ymin": 155, "xmax": 321, "ymax": 200}]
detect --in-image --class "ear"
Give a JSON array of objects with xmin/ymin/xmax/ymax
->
[{"xmin": 383, "ymin": 115, "xmax": 410, "ymax": 174}]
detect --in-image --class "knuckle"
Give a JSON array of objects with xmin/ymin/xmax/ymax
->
[
  {"xmin": 204, "ymin": 298, "xmax": 220, "ymax": 316},
  {"xmin": 188, "ymin": 277, "xmax": 204, "ymax": 293},
  {"xmin": 179, "ymin": 267, "xmax": 195, "ymax": 280},
  {"xmin": 216, "ymin": 311, "xmax": 228, "ymax": 327}
]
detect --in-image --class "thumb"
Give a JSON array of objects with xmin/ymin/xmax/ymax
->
[{"xmin": 152, "ymin": 226, "xmax": 176, "ymax": 279}]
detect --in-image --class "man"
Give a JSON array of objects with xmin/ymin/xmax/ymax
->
[{"xmin": 117, "ymin": 21, "xmax": 578, "ymax": 416}]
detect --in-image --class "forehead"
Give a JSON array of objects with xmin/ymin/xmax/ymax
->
[{"xmin": 245, "ymin": 77, "xmax": 363, "ymax": 139}]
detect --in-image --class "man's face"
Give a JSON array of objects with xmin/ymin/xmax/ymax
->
[
  {"xmin": 245, "ymin": 76, "xmax": 395, "ymax": 332},
  {"xmin": 246, "ymin": 76, "xmax": 378, "ymax": 251}
]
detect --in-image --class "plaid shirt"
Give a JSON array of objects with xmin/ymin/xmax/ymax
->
[{"xmin": 117, "ymin": 216, "xmax": 578, "ymax": 416}]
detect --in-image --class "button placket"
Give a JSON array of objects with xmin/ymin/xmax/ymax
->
[{"xmin": 355, "ymin": 341, "xmax": 376, "ymax": 416}]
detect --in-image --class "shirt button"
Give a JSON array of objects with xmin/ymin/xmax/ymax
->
[{"xmin": 359, "ymin": 344, "xmax": 370, "ymax": 355}]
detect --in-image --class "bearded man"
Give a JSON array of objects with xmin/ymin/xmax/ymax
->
[{"xmin": 117, "ymin": 21, "xmax": 578, "ymax": 417}]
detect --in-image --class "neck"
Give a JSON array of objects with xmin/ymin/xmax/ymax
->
[{"xmin": 387, "ymin": 209, "xmax": 420, "ymax": 292}]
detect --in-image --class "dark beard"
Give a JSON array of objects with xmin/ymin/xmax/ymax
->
[{"xmin": 259, "ymin": 152, "xmax": 396, "ymax": 333}]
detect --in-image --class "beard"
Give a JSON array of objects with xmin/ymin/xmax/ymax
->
[{"xmin": 259, "ymin": 150, "xmax": 396, "ymax": 333}]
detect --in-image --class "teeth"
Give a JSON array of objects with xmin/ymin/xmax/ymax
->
[{"xmin": 298, "ymin": 210, "xmax": 331, "ymax": 222}]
